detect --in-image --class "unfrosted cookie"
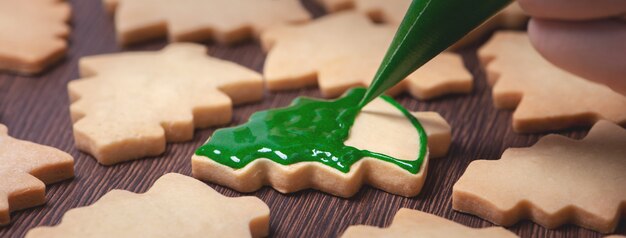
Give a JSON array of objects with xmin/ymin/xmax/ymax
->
[
  {"xmin": 69, "ymin": 43, "xmax": 263, "ymax": 165},
  {"xmin": 0, "ymin": 124, "xmax": 74, "ymax": 226},
  {"xmin": 316, "ymin": 0, "xmax": 527, "ymax": 49},
  {"xmin": 0, "ymin": 0, "xmax": 71, "ymax": 74},
  {"xmin": 262, "ymin": 12, "xmax": 472, "ymax": 99},
  {"xmin": 453, "ymin": 120, "xmax": 626, "ymax": 233},
  {"xmin": 341, "ymin": 208, "xmax": 518, "ymax": 238},
  {"xmin": 192, "ymin": 88, "xmax": 451, "ymax": 197},
  {"xmin": 479, "ymin": 32, "xmax": 626, "ymax": 133},
  {"xmin": 26, "ymin": 173, "xmax": 270, "ymax": 238},
  {"xmin": 104, "ymin": 0, "xmax": 311, "ymax": 46}
]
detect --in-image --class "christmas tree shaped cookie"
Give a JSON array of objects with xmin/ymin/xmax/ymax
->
[
  {"xmin": 479, "ymin": 32, "xmax": 626, "ymax": 133},
  {"xmin": 69, "ymin": 43, "xmax": 263, "ymax": 165},
  {"xmin": 104, "ymin": 0, "xmax": 311, "ymax": 46},
  {"xmin": 262, "ymin": 12, "xmax": 472, "ymax": 99},
  {"xmin": 192, "ymin": 88, "xmax": 452, "ymax": 197},
  {"xmin": 0, "ymin": 0, "xmax": 71, "ymax": 74},
  {"xmin": 0, "ymin": 124, "xmax": 74, "ymax": 225},
  {"xmin": 453, "ymin": 121, "xmax": 626, "ymax": 233},
  {"xmin": 341, "ymin": 208, "xmax": 518, "ymax": 238},
  {"xmin": 26, "ymin": 173, "xmax": 270, "ymax": 238}
]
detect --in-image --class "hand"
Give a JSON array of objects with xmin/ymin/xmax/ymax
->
[{"xmin": 518, "ymin": 0, "xmax": 626, "ymax": 95}]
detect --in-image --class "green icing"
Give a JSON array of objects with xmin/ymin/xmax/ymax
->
[{"xmin": 195, "ymin": 88, "xmax": 427, "ymax": 174}]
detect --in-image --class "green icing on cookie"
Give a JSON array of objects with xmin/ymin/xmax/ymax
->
[{"xmin": 195, "ymin": 88, "xmax": 427, "ymax": 174}]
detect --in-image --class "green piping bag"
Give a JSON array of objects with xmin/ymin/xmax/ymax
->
[{"xmin": 359, "ymin": 0, "xmax": 513, "ymax": 107}]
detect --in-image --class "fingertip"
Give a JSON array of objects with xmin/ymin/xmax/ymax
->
[
  {"xmin": 517, "ymin": 0, "xmax": 626, "ymax": 20},
  {"xmin": 527, "ymin": 19, "xmax": 626, "ymax": 95},
  {"xmin": 526, "ymin": 19, "xmax": 555, "ymax": 62},
  {"xmin": 526, "ymin": 18, "xmax": 541, "ymax": 49}
]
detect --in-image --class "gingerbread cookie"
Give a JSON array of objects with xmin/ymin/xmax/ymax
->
[
  {"xmin": 193, "ymin": 88, "xmax": 451, "ymax": 197},
  {"xmin": 105, "ymin": 0, "xmax": 311, "ymax": 46},
  {"xmin": 0, "ymin": 124, "xmax": 74, "ymax": 226},
  {"xmin": 0, "ymin": 0, "xmax": 71, "ymax": 74},
  {"xmin": 26, "ymin": 173, "xmax": 270, "ymax": 238},
  {"xmin": 69, "ymin": 43, "xmax": 263, "ymax": 165},
  {"xmin": 262, "ymin": 12, "xmax": 472, "ymax": 99},
  {"xmin": 453, "ymin": 121, "xmax": 626, "ymax": 233},
  {"xmin": 341, "ymin": 208, "xmax": 518, "ymax": 238},
  {"xmin": 316, "ymin": 0, "xmax": 527, "ymax": 49},
  {"xmin": 479, "ymin": 32, "xmax": 626, "ymax": 133}
]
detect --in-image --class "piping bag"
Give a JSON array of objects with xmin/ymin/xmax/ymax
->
[{"xmin": 358, "ymin": 0, "xmax": 513, "ymax": 108}]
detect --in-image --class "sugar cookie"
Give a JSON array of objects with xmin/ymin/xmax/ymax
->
[
  {"xmin": 262, "ymin": 12, "xmax": 472, "ymax": 99},
  {"xmin": 341, "ymin": 208, "xmax": 518, "ymax": 238},
  {"xmin": 453, "ymin": 121, "xmax": 626, "ymax": 233},
  {"xmin": 0, "ymin": 0, "xmax": 71, "ymax": 74},
  {"xmin": 69, "ymin": 43, "xmax": 263, "ymax": 165},
  {"xmin": 192, "ymin": 88, "xmax": 451, "ymax": 197},
  {"xmin": 479, "ymin": 32, "xmax": 626, "ymax": 133},
  {"xmin": 104, "ymin": 0, "xmax": 311, "ymax": 46},
  {"xmin": 0, "ymin": 124, "xmax": 74, "ymax": 225},
  {"xmin": 26, "ymin": 173, "xmax": 270, "ymax": 238}
]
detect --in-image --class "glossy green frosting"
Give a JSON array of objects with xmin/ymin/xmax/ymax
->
[{"xmin": 195, "ymin": 88, "xmax": 427, "ymax": 174}]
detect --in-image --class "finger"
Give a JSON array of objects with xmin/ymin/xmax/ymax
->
[
  {"xmin": 518, "ymin": 0, "xmax": 626, "ymax": 20},
  {"xmin": 528, "ymin": 19, "xmax": 626, "ymax": 95}
]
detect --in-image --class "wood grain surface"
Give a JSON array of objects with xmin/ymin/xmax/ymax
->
[{"xmin": 0, "ymin": 0, "xmax": 624, "ymax": 237}]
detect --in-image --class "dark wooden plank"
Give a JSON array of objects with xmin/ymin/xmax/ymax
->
[{"xmin": 0, "ymin": 0, "xmax": 623, "ymax": 237}]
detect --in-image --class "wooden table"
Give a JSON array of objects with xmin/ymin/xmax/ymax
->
[{"xmin": 1, "ymin": 0, "xmax": 623, "ymax": 237}]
